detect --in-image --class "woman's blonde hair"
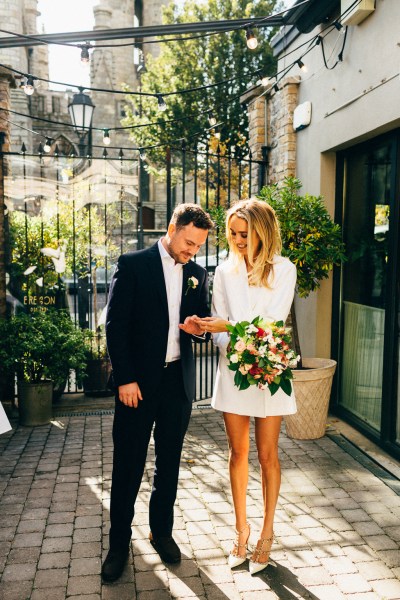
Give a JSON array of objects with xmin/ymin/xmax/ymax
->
[{"xmin": 226, "ymin": 198, "xmax": 282, "ymax": 287}]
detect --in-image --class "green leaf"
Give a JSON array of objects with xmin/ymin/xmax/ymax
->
[
  {"xmin": 269, "ymin": 381, "xmax": 279, "ymax": 396},
  {"xmin": 239, "ymin": 378, "xmax": 251, "ymax": 391},
  {"xmin": 280, "ymin": 377, "xmax": 292, "ymax": 397}
]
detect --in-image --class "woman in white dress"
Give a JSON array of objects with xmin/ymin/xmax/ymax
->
[{"xmin": 195, "ymin": 199, "xmax": 297, "ymax": 574}]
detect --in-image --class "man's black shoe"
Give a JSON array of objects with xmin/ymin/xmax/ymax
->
[
  {"xmin": 101, "ymin": 548, "xmax": 129, "ymax": 583},
  {"xmin": 149, "ymin": 533, "xmax": 181, "ymax": 563}
]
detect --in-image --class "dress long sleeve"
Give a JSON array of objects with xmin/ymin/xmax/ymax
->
[{"xmin": 211, "ymin": 267, "xmax": 231, "ymax": 356}]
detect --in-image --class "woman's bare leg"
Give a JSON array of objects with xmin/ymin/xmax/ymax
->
[
  {"xmin": 223, "ymin": 412, "xmax": 251, "ymax": 556},
  {"xmin": 251, "ymin": 415, "xmax": 282, "ymax": 563}
]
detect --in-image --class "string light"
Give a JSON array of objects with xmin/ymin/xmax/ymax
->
[
  {"xmin": 157, "ymin": 94, "xmax": 167, "ymax": 111},
  {"xmin": 43, "ymin": 138, "xmax": 52, "ymax": 152},
  {"xmin": 139, "ymin": 148, "xmax": 146, "ymax": 160},
  {"xmin": 297, "ymin": 59, "xmax": 308, "ymax": 73},
  {"xmin": 103, "ymin": 129, "xmax": 111, "ymax": 145},
  {"xmin": 261, "ymin": 75, "xmax": 270, "ymax": 87},
  {"xmin": 334, "ymin": 21, "xmax": 345, "ymax": 34},
  {"xmin": 80, "ymin": 44, "xmax": 91, "ymax": 65},
  {"xmin": 23, "ymin": 75, "xmax": 35, "ymax": 95},
  {"xmin": 208, "ymin": 112, "xmax": 217, "ymax": 126},
  {"xmin": 246, "ymin": 29, "xmax": 258, "ymax": 50}
]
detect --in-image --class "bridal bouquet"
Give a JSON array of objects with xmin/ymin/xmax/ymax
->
[{"xmin": 226, "ymin": 317, "xmax": 300, "ymax": 396}]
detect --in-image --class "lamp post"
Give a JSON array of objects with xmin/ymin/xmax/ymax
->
[{"xmin": 68, "ymin": 88, "xmax": 95, "ymax": 156}]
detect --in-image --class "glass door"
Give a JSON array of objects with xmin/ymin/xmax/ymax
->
[{"xmin": 339, "ymin": 139, "xmax": 393, "ymax": 432}]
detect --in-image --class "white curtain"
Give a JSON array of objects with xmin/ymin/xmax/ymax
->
[{"xmin": 341, "ymin": 301, "xmax": 385, "ymax": 430}]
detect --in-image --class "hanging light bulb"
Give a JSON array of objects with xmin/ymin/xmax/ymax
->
[
  {"xmin": 297, "ymin": 59, "xmax": 308, "ymax": 73},
  {"xmin": 157, "ymin": 94, "xmax": 167, "ymax": 112},
  {"xmin": 43, "ymin": 138, "xmax": 52, "ymax": 153},
  {"xmin": 103, "ymin": 129, "xmax": 111, "ymax": 145},
  {"xmin": 215, "ymin": 131, "xmax": 221, "ymax": 140},
  {"xmin": 246, "ymin": 29, "xmax": 258, "ymax": 50},
  {"xmin": 261, "ymin": 75, "xmax": 270, "ymax": 87},
  {"xmin": 80, "ymin": 44, "xmax": 90, "ymax": 66},
  {"xmin": 208, "ymin": 112, "xmax": 217, "ymax": 127},
  {"xmin": 139, "ymin": 148, "xmax": 146, "ymax": 161},
  {"xmin": 24, "ymin": 75, "xmax": 35, "ymax": 95}
]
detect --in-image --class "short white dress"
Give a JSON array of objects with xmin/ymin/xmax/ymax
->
[{"xmin": 211, "ymin": 255, "xmax": 297, "ymax": 418}]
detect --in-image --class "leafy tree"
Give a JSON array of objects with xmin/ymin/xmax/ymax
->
[{"xmin": 124, "ymin": 0, "xmax": 280, "ymax": 163}]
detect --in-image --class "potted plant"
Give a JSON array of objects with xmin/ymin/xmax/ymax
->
[
  {"xmin": 83, "ymin": 326, "xmax": 113, "ymax": 397},
  {"xmin": 0, "ymin": 310, "xmax": 88, "ymax": 426},
  {"xmin": 257, "ymin": 177, "xmax": 346, "ymax": 439}
]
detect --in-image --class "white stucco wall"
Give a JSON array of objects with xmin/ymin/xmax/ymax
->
[{"xmin": 275, "ymin": 0, "xmax": 400, "ymax": 358}]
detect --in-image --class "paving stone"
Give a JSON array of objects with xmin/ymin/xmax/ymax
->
[
  {"xmin": 135, "ymin": 570, "xmax": 169, "ymax": 591},
  {"xmin": 30, "ymin": 587, "xmax": 67, "ymax": 600},
  {"xmin": 41, "ymin": 536, "xmax": 72, "ymax": 553},
  {"xmin": 38, "ymin": 551, "xmax": 71, "ymax": 569},
  {"xmin": 34, "ymin": 567, "xmax": 69, "ymax": 588},
  {"xmin": 307, "ymin": 584, "xmax": 345, "ymax": 599},
  {"xmin": 376, "ymin": 549, "xmax": 400, "ymax": 568},
  {"xmin": 295, "ymin": 565, "xmax": 333, "ymax": 586},
  {"xmin": 136, "ymin": 591, "xmax": 171, "ymax": 600},
  {"xmin": 370, "ymin": 578, "xmax": 400, "ymax": 599},
  {"xmin": 169, "ymin": 575, "xmax": 205, "ymax": 597},
  {"xmin": 67, "ymin": 574, "xmax": 101, "ymax": 596},
  {"xmin": 11, "ymin": 532, "xmax": 43, "ymax": 548},
  {"xmin": 1, "ymin": 562, "xmax": 36, "ymax": 581},
  {"xmin": 0, "ymin": 580, "xmax": 33, "ymax": 600},
  {"xmin": 333, "ymin": 573, "xmax": 372, "ymax": 593}
]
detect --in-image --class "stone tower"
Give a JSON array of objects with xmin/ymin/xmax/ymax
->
[{"xmin": 90, "ymin": 0, "xmax": 170, "ymax": 151}]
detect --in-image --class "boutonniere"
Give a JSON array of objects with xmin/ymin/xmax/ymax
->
[{"xmin": 185, "ymin": 276, "xmax": 199, "ymax": 296}]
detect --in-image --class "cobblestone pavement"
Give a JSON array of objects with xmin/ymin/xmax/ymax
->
[{"xmin": 0, "ymin": 407, "xmax": 400, "ymax": 600}]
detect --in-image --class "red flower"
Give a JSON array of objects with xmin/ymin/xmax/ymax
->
[
  {"xmin": 256, "ymin": 327, "xmax": 265, "ymax": 338},
  {"xmin": 249, "ymin": 365, "xmax": 263, "ymax": 376}
]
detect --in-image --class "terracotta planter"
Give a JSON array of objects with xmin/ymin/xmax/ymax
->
[
  {"xmin": 284, "ymin": 358, "xmax": 337, "ymax": 440},
  {"xmin": 17, "ymin": 380, "xmax": 53, "ymax": 426}
]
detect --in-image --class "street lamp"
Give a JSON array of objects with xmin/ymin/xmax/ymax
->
[{"xmin": 68, "ymin": 88, "xmax": 95, "ymax": 156}]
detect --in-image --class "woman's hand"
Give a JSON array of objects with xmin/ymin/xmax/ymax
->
[{"xmin": 194, "ymin": 316, "xmax": 230, "ymax": 333}]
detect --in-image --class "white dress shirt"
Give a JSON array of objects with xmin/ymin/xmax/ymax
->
[{"xmin": 158, "ymin": 239, "xmax": 183, "ymax": 363}]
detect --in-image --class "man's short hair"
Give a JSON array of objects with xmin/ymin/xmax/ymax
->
[{"xmin": 170, "ymin": 203, "xmax": 214, "ymax": 231}]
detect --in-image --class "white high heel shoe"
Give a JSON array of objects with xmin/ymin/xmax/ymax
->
[
  {"xmin": 228, "ymin": 522, "xmax": 250, "ymax": 568},
  {"xmin": 248, "ymin": 533, "xmax": 274, "ymax": 575}
]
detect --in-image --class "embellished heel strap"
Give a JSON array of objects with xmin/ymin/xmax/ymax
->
[{"xmin": 251, "ymin": 533, "xmax": 274, "ymax": 563}]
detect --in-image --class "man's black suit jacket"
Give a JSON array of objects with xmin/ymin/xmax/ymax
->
[{"xmin": 106, "ymin": 242, "xmax": 210, "ymax": 402}]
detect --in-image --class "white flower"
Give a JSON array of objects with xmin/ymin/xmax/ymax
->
[
  {"xmin": 185, "ymin": 276, "xmax": 199, "ymax": 295},
  {"xmin": 230, "ymin": 353, "xmax": 239, "ymax": 364},
  {"xmin": 246, "ymin": 324, "xmax": 258, "ymax": 333}
]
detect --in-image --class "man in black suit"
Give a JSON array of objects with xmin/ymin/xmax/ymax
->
[{"xmin": 102, "ymin": 203, "xmax": 213, "ymax": 582}]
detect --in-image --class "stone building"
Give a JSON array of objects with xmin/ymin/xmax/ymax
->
[
  {"xmin": 243, "ymin": 0, "xmax": 400, "ymax": 459},
  {"xmin": 0, "ymin": 0, "xmax": 168, "ymax": 155}
]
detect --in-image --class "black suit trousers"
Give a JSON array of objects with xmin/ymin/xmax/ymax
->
[{"xmin": 109, "ymin": 361, "xmax": 191, "ymax": 551}]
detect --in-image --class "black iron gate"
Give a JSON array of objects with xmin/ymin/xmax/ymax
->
[{"xmin": 2, "ymin": 144, "xmax": 264, "ymax": 400}]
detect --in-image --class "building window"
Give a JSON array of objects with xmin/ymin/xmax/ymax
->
[
  {"xmin": 52, "ymin": 96, "xmax": 61, "ymax": 113},
  {"xmin": 36, "ymin": 95, "xmax": 45, "ymax": 113},
  {"xmin": 117, "ymin": 101, "xmax": 126, "ymax": 119}
]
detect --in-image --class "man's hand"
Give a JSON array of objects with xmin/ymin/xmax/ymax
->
[
  {"xmin": 179, "ymin": 315, "xmax": 204, "ymax": 336},
  {"xmin": 118, "ymin": 382, "xmax": 143, "ymax": 408}
]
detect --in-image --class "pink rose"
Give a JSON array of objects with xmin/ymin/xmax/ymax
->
[{"xmin": 235, "ymin": 340, "xmax": 246, "ymax": 352}]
